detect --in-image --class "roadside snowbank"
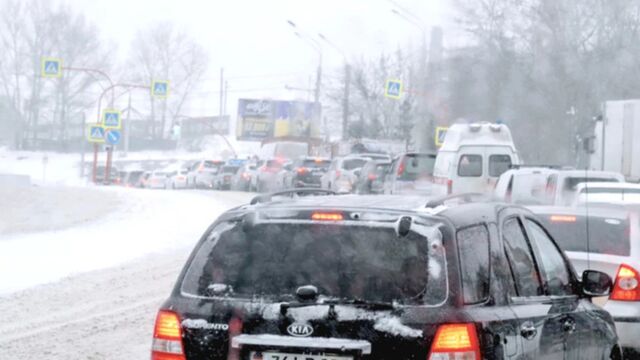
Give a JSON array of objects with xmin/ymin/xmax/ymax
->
[{"xmin": 0, "ymin": 187, "xmax": 252, "ymax": 294}]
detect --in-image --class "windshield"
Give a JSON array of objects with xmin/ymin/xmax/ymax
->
[
  {"xmin": 538, "ymin": 215, "xmax": 631, "ymax": 256},
  {"xmin": 181, "ymin": 221, "xmax": 446, "ymax": 304}
]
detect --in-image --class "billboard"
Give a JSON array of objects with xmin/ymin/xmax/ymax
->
[{"xmin": 236, "ymin": 99, "xmax": 319, "ymax": 141}]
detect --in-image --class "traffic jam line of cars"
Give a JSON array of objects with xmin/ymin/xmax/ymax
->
[{"xmin": 100, "ymin": 122, "xmax": 640, "ymax": 358}]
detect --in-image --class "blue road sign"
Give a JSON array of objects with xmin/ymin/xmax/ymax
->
[
  {"xmin": 87, "ymin": 125, "xmax": 105, "ymax": 143},
  {"xmin": 152, "ymin": 80, "xmax": 169, "ymax": 98},
  {"xmin": 41, "ymin": 57, "xmax": 62, "ymax": 78},
  {"xmin": 105, "ymin": 129, "xmax": 121, "ymax": 145},
  {"xmin": 102, "ymin": 110, "xmax": 121, "ymax": 129},
  {"xmin": 385, "ymin": 79, "xmax": 402, "ymax": 99}
]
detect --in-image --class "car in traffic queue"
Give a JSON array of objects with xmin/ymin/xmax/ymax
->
[
  {"xmin": 255, "ymin": 159, "xmax": 285, "ymax": 193},
  {"xmin": 136, "ymin": 171, "xmax": 152, "ymax": 188},
  {"xmin": 121, "ymin": 169, "xmax": 145, "ymax": 188},
  {"xmin": 572, "ymin": 181, "xmax": 640, "ymax": 206},
  {"xmin": 544, "ymin": 169, "xmax": 625, "ymax": 206},
  {"xmin": 531, "ymin": 205, "xmax": 640, "ymax": 358},
  {"xmin": 280, "ymin": 157, "xmax": 331, "ymax": 189},
  {"xmin": 167, "ymin": 167, "xmax": 190, "ymax": 189},
  {"xmin": 383, "ymin": 152, "xmax": 436, "ymax": 195},
  {"xmin": 354, "ymin": 159, "xmax": 390, "ymax": 194},
  {"xmin": 320, "ymin": 156, "xmax": 369, "ymax": 193},
  {"xmin": 493, "ymin": 166, "xmax": 560, "ymax": 205},
  {"xmin": 213, "ymin": 165, "xmax": 241, "ymax": 190},
  {"xmin": 231, "ymin": 163, "xmax": 258, "ymax": 191},
  {"xmin": 150, "ymin": 192, "xmax": 621, "ymax": 360},
  {"xmin": 146, "ymin": 169, "xmax": 171, "ymax": 189},
  {"xmin": 187, "ymin": 160, "xmax": 225, "ymax": 189}
]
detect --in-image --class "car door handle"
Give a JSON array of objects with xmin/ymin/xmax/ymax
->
[
  {"xmin": 520, "ymin": 322, "xmax": 537, "ymax": 340},
  {"xmin": 562, "ymin": 318, "xmax": 576, "ymax": 333}
]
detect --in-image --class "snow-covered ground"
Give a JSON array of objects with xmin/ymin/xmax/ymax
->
[
  {"xmin": 0, "ymin": 187, "xmax": 252, "ymax": 294},
  {"xmin": 0, "ymin": 186, "xmax": 252, "ymax": 359}
]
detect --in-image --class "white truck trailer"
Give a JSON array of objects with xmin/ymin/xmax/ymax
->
[{"xmin": 589, "ymin": 99, "xmax": 640, "ymax": 182}]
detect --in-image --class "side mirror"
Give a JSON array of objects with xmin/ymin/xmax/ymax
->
[
  {"xmin": 582, "ymin": 270, "xmax": 612, "ymax": 297},
  {"xmin": 354, "ymin": 169, "xmax": 362, "ymax": 177}
]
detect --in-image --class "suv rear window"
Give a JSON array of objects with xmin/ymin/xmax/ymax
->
[
  {"xmin": 564, "ymin": 177, "xmax": 618, "ymax": 190},
  {"xmin": 204, "ymin": 161, "xmax": 223, "ymax": 168},
  {"xmin": 342, "ymin": 159, "xmax": 367, "ymax": 170},
  {"xmin": 222, "ymin": 166, "xmax": 239, "ymax": 173},
  {"xmin": 399, "ymin": 154, "xmax": 435, "ymax": 180},
  {"xmin": 538, "ymin": 215, "xmax": 631, "ymax": 256},
  {"xmin": 302, "ymin": 159, "xmax": 331, "ymax": 169},
  {"xmin": 181, "ymin": 221, "xmax": 447, "ymax": 305}
]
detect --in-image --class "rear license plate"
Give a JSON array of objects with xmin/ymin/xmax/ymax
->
[{"xmin": 251, "ymin": 351, "xmax": 353, "ymax": 360}]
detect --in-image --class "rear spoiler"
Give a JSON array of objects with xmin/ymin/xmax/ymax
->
[{"xmin": 250, "ymin": 188, "xmax": 337, "ymax": 205}]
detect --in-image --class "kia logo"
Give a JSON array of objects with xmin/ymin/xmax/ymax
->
[{"xmin": 287, "ymin": 323, "xmax": 313, "ymax": 337}]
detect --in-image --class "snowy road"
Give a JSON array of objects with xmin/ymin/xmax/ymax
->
[{"xmin": 0, "ymin": 188, "xmax": 252, "ymax": 359}]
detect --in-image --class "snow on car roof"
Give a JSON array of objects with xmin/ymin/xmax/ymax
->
[{"xmin": 257, "ymin": 194, "xmax": 430, "ymax": 211}]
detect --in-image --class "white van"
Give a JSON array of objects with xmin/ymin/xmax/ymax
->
[{"xmin": 432, "ymin": 122, "xmax": 520, "ymax": 195}]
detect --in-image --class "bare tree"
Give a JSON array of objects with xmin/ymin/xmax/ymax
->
[{"xmin": 127, "ymin": 22, "xmax": 209, "ymax": 139}]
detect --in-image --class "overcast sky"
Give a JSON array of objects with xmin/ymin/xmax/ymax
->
[{"xmin": 64, "ymin": 0, "xmax": 454, "ymax": 117}]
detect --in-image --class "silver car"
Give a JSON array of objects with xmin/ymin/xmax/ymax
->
[{"xmin": 531, "ymin": 205, "xmax": 640, "ymax": 358}]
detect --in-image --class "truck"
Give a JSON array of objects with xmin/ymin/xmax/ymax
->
[{"xmin": 589, "ymin": 99, "xmax": 640, "ymax": 182}]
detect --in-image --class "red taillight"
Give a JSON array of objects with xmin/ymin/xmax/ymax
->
[
  {"xmin": 297, "ymin": 167, "xmax": 309, "ymax": 174},
  {"xmin": 447, "ymin": 179, "xmax": 453, "ymax": 195},
  {"xmin": 242, "ymin": 173, "xmax": 250, "ymax": 180},
  {"xmin": 198, "ymin": 164, "xmax": 204, "ymax": 172},
  {"xmin": 311, "ymin": 212, "xmax": 344, "ymax": 221},
  {"xmin": 151, "ymin": 310, "xmax": 185, "ymax": 360},
  {"xmin": 335, "ymin": 170, "xmax": 341, "ymax": 178},
  {"xmin": 429, "ymin": 323, "xmax": 481, "ymax": 360},
  {"xmin": 397, "ymin": 161, "xmax": 405, "ymax": 176},
  {"xmin": 610, "ymin": 264, "xmax": 640, "ymax": 301},
  {"xmin": 368, "ymin": 173, "xmax": 377, "ymax": 181}
]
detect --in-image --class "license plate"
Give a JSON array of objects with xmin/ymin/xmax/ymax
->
[{"xmin": 251, "ymin": 351, "xmax": 353, "ymax": 360}]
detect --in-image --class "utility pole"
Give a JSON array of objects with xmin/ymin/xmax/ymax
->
[
  {"xmin": 219, "ymin": 68, "xmax": 224, "ymax": 127},
  {"xmin": 342, "ymin": 64, "xmax": 351, "ymax": 140},
  {"xmin": 80, "ymin": 112, "xmax": 86, "ymax": 178},
  {"xmin": 124, "ymin": 91, "xmax": 132, "ymax": 156}
]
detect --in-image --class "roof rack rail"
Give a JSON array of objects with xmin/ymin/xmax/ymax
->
[
  {"xmin": 509, "ymin": 164, "xmax": 564, "ymax": 170},
  {"xmin": 250, "ymin": 188, "xmax": 337, "ymax": 205},
  {"xmin": 425, "ymin": 193, "xmax": 494, "ymax": 208}
]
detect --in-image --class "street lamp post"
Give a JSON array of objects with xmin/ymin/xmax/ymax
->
[{"xmin": 287, "ymin": 20, "xmax": 323, "ymax": 137}]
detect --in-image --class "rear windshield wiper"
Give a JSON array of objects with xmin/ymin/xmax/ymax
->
[{"xmin": 323, "ymin": 298, "xmax": 396, "ymax": 310}]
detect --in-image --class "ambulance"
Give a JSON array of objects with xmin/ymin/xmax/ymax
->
[{"xmin": 432, "ymin": 122, "xmax": 520, "ymax": 195}]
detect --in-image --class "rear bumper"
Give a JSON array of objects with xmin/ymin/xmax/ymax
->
[{"xmin": 604, "ymin": 301, "xmax": 640, "ymax": 350}]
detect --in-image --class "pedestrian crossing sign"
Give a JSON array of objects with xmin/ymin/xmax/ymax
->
[
  {"xmin": 384, "ymin": 79, "xmax": 403, "ymax": 99},
  {"xmin": 102, "ymin": 110, "xmax": 122, "ymax": 129},
  {"xmin": 86, "ymin": 124, "xmax": 105, "ymax": 143},
  {"xmin": 152, "ymin": 80, "xmax": 169, "ymax": 98},
  {"xmin": 41, "ymin": 57, "xmax": 62, "ymax": 78}
]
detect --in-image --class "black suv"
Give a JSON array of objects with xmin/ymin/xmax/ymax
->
[{"xmin": 151, "ymin": 192, "xmax": 620, "ymax": 360}]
